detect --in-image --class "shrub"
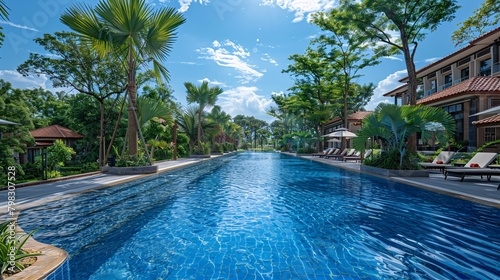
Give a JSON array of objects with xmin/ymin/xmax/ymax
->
[{"xmin": 0, "ymin": 220, "xmax": 41, "ymax": 276}]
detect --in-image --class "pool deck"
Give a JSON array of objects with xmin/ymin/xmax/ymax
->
[{"xmin": 1, "ymin": 152, "xmax": 499, "ymax": 215}]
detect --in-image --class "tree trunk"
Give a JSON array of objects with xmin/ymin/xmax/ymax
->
[
  {"xmin": 127, "ymin": 47, "xmax": 138, "ymax": 156},
  {"xmin": 197, "ymin": 108, "xmax": 202, "ymax": 154},
  {"xmin": 99, "ymin": 100, "xmax": 105, "ymax": 171},
  {"xmin": 402, "ymin": 33, "xmax": 418, "ymax": 152}
]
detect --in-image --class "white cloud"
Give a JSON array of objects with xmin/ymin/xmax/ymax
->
[
  {"xmin": 0, "ymin": 20, "xmax": 38, "ymax": 32},
  {"xmin": 198, "ymin": 78, "xmax": 227, "ymax": 87},
  {"xmin": 261, "ymin": 53, "xmax": 278, "ymax": 66},
  {"xmin": 423, "ymin": 57, "xmax": 441, "ymax": 64},
  {"xmin": 383, "ymin": 56, "xmax": 403, "ymax": 61},
  {"xmin": 197, "ymin": 39, "xmax": 263, "ymax": 84},
  {"xmin": 365, "ymin": 69, "xmax": 407, "ymax": 110},
  {"xmin": 217, "ymin": 86, "xmax": 275, "ymax": 121},
  {"xmin": 0, "ymin": 70, "xmax": 70, "ymax": 93},
  {"xmin": 177, "ymin": 0, "xmax": 211, "ymax": 13},
  {"xmin": 260, "ymin": 0, "xmax": 336, "ymax": 23}
]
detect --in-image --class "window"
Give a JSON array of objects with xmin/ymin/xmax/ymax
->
[
  {"xmin": 460, "ymin": 67, "xmax": 469, "ymax": 80},
  {"xmin": 485, "ymin": 128, "xmax": 496, "ymax": 142},
  {"xmin": 480, "ymin": 58, "xmax": 492, "ymax": 76},
  {"xmin": 444, "ymin": 74, "xmax": 452, "ymax": 85},
  {"xmin": 430, "ymin": 79, "xmax": 436, "ymax": 89}
]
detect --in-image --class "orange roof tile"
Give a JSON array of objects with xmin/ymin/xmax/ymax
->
[
  {"xmin": 417, "ymin": 77, "xmax": 500, "ymax": 105},
  {"xmin": 472, "ymin": 114, "xmax": 500, "ymax": 126},
  {"xmin": 323, "ymin": 111, "xmax": 373, "ymax": 125},
  {"xmin": 30, "ymin": 125, "xmax": 84, "ymax": 139}
]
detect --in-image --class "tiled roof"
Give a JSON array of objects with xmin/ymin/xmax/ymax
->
[
  {"xmin": 323, "ymin": 111, "xmax": 373, "ymax": 125},
  {"xmin": 417, "ymin": 77, "xmax": 500, "ymax": 105},
  {"xmin": 472, "ymin": 114, "xmax": 500, "ymax": 126},
  {"xmin": 30, "ymin": 125, "xmax": 84, "ymax": 139}
]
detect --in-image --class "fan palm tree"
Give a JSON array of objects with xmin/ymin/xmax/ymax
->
[
  {"xmin": 353, "ymin": 103, "xmax": 456, "ymax": 168},
  {"xmin": 184, "ymin": 81, "xmax": 223, "ymax": 154},
  {"xmin": 61, "ymin": 0, "xmax": 185, "ymax": 156},
  {"xmin": 176, "ymin": 105, "xmax": 199, "ymax": 154}
]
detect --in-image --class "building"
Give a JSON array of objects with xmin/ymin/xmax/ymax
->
[
  {"xmin": 25, "ymin": 125, "xmax": 84, "ymax": 163},
  {"xmin": 322, "ymin": 111, "xmax": 373, "ymax": 149},
  {"xmin": 384, "ymin": 26, "xmax": 500, "ymax": 150}
]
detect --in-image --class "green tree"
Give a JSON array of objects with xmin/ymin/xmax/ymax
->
[
  {"xmin": 45, "ymin": 139, "xmax": 76, "ymax": 172},
  {"xmin": 61, "ymin": 0, "xmax": 185, "ymax": 157},
  {"xmin": 18, "ymin": 31, "xmax": 127, "ymax": 168},
  {"xmin": 184, "ymin": 81, "xmax": 223, "ymax": 154},
  {"xmin": 452, "ymin": 0, "xmax": 500, "ymax": 46},
  {"xmin": 0, "ymin": 80, "xmax": 35, "ymax": 181},
  {"xmin": 330, "ymin": 0, "xmax": 459, "ymax": 106},
  {"xmin": 207, "ymin": 105, "xmax": 231, "ymax": 148},
  {"xmin": 312, "ymin": 12, "xmax": 378, "ymax": 134},
  {"xmin": 353, "ymin": 104, "xmax": 455, "ymax": 169},
  {"xmin": 176, "ymin": 105, "xmax": 199, "ymax": 154}
]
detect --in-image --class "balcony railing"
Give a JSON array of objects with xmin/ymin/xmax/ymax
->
[
  {"xmin": 453, "ymin": 76, "xmax": 469, "ymax": 85},
  {"xmin": 438, "ymin": 82, "xmax": 453, "ymax": 91},
  {"xmin": 425, "ymin": 88, "xmax": 437, "ymax": 96}
]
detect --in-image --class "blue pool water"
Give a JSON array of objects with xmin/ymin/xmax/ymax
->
[{"xmin": 19, "ymin": 152, "xmax": 500, "ymax": 279}]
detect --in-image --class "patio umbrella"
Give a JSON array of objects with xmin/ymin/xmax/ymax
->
[
  {"xmin": 326, "ymin": 138, "xmax": 341, "ymax": 142},
  {"xmin": 322, "ymin": 128, "xmax": 357, "ymax": 138},
  {"xmin": 470, "ymin": 105, "xmax": 500, "ymax": 117},
  {"xmin": 0, "ymin": 119, "xmax": 20, "ymax": 125}
]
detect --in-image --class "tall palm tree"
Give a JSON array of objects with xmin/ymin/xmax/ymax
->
[
  {"xmin": 207, "ymin": 105, "xmax": 231, "ymax": 146},
  {"xmin": 61, "ymin": 0, "xmax": 185, "ymax": 156},
  {"xmin": 184, "ymin": 81, "xmax": 223, "ymax": 154},
  {"xmin": 176, "ymin": 105, "xmax": 200, "ymax": 154}
]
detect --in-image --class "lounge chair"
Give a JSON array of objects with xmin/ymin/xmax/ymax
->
[
  {"xmin": 318, "ymin": 148, "xmax": 338, "ymax": 158},
  {"xmin": 444, "ymin": 152, "xmax": 499, "ymax": 182},
  {"xmin": 327, "ymin": 148, "xmax": 355, "ymax": 160},
  {"xmin": 344, "ymin": 149, "xmax": 373, "ymax": 162},
  {"xmin": 418, "ymin": 151, "xmax": 456, "ymax": 172},
  {"xmin": 312, "ymin": 148, "xmax": 332, "ymax": 157}
]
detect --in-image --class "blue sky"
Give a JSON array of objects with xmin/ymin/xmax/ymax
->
[{"xmin": 0, "ymin": 0, "xmax": 485, "ymax": 123}]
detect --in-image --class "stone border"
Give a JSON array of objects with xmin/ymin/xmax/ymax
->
[
  {"xmin": 102, "ymin": 165, "xmax": 159, "ymax": 175},
  {"xmin": 360, "ymin": 165, "xmax": 429, "ymax": 177},
  {"xmin": 189, "ymin": 154, "xmax": 211, "ymax": 158},
  {"xmin": 7, "ymin": 225, "xmax": 68, "ymax": 280}
]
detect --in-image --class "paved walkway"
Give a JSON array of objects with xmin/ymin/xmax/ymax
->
[
  {"xmin": 300, "ymin": 155, "xmax": 500, "ymax": 208},
  {"xmin": 1, "ymin": 152, "xmax": 499, "ymax": 218}
]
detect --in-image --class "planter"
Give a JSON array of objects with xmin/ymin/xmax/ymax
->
[
  {"xmin": 361, "ymin": 165, "xmax": 429, "ymax": 177},
  {"xmin": 189, "ymin": 154, "xmax": 211, "ymax": 158},
  {"xmin": 102, "ymin": 165, "xmax": 158, "ymax": 175}
]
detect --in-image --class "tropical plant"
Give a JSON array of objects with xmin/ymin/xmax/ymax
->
[
  {"xmin": 176, "ymin": 105, "xmax": 200, "ymax": 154},
  {"xmin": 353, "ymin": 104, "xmax": 455, "ymax": 169},
  {"xmin": 0, "ymin": 0, "xmax": 8, "ymax": 50},
  {"xmin": 184, "ymin": 81, "xmax": 224, "ymax": 154},
  {"xmin": 0, "ymin": 220, "xmax": 41, "ymax": 278},
  {"xmin": 61, "ymin": 0, "xmax": 186, "ymax": 157},
  {"xmin": 452, "ymin": 0, "xmax": 500, "ymax": 46}
]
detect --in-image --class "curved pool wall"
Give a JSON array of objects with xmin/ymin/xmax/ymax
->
[{"xmin": 18, "ymin": 152, "xmax": 500, "ymax": 279}]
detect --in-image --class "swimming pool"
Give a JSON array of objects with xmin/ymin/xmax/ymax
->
[{"xmin": 19, "ymin": 152, "xmax": 500, "ymax": 279}]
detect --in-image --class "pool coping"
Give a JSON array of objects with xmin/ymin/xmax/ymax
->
[
  {"xmin": 6, "ymin": 224, "xmax": 68, "ymax": 280},
  {"xmin": 3, "ymin": 154, "xmax": 235, "ymax": 280},
  {"xmin": 293, "ymin": 153, "xmax": 500, "ymax": 208}
]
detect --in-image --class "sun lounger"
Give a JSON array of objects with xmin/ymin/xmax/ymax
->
[
  {"xmin": 418, "ymin": 151, "xmax": 456, "ymax": 172},
  {"xmin": 312, "ymin": 148, "xmax": 332, "ymax": 157},
  {"xmin": 444, "ymin": 152, "xmax": 498, "ymax": 182},
  {"xmin": 318, "ymin": 148, "xmax": 339, "ymax": 158},
  {"xmin": 444, "ymin": 168, "xmax": 500, "ymax": 182},
  {"xmin": 343, "ymin": 149, "xmax": 373, "ymax": 162},
  {"xmin": 327, "ymin": 148, "xmax": 355, "ymax": 160}
]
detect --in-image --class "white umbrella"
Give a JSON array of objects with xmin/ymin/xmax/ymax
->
[
  {"xmin": 470, "ymin": 105, "xmax": 500, "ymax": 117},
  {"xmin": 0, "ymin": 119, "xmax": 20, "ymax": 125},
  {"xmin": 327, "ymin": 138, "xmax": 341, "ymax": 142},
  {"xmin": 322, "ymin": 128, "xmax": 357, "ymax": 138}
]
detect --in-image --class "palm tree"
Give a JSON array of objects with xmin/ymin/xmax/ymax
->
[
  {"xmin": 176, "ymin": 105, "xmax": 199, "ymax": 154},
  {"xmin": 184, "ymin": 81, "xmax": 223, "ymax": 154},
  {"xmin": 61, "ymin": 0, "xmax": 185, "ymax": 157},
  {"xmin": 353, "ymin": 104, "xmax": 455, "ymax": 169},
  {"xmin": 207, "ymin": 105, "xmax": 231, "ymax": 147}
]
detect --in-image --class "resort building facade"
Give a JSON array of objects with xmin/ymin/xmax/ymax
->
[
  {"xmin": 384, "ymin": 26, "xmax": 500, "ymax": 151},
  {"xmin": 322, "ymin": 111, "xmax": 373, "ymax": 149}
]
